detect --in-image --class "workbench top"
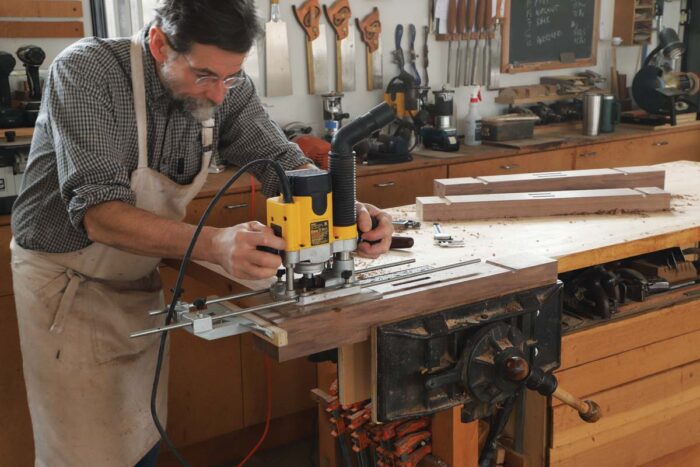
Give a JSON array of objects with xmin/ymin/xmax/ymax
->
[{"xmin": 371, "ymin": 160, "xmax": 700, "ymax": 274}]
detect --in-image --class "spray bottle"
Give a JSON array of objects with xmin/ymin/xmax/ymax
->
[{"xmin": 464, "ymin": 88, "xmax": 482, "ymax": 146}]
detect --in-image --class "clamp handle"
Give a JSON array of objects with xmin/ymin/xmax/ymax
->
[{"xmin": 292, "ymin": 0, "xmax": 322, "ymax": 41}]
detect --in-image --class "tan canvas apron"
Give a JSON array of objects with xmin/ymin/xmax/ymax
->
[{"xmin": 11, "ymin": 36, "xmax": 212, "ymax": 466}]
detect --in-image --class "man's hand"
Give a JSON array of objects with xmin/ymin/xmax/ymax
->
[
  {"xmin": 356, "ymin": 202, "xmax": 394, "ymax": 259},
  {"xmin": 211, "ymin": 221, "xmax": 286, "ymax": 280}
]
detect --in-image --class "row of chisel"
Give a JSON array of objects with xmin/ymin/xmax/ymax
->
[{"xmin": 443, "ymin": 0, "xmax": 503, "ymax": 89}]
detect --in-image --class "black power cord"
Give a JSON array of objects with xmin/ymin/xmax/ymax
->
[{"xmin": 150, "ymin": 159, "xmax": 293, "ymax": 467}]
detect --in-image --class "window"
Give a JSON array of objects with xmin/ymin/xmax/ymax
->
[{"xmin": 96, "ymin": 0, "xmax": 159, "ymax": 38}]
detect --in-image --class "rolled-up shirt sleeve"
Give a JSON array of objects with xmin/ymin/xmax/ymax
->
[
  {"xmin": 47, "ymin": 57, "xmax": 136, "ymax": 231},
  {"xmin": 217, "ymin": 78, "xmax": 311, "ymax": 197}
]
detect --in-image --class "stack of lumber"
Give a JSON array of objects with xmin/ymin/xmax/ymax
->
[{"xmin": 417, "ymin": 166, "xmax": 671, "ymax": 222}]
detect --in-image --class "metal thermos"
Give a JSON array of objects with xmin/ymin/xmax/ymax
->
[
  {"xmin": 599, "ymin": 95, "xmax": 621, "ymax": 133},
  {"xmin": 582, "ymin": 93, "xmax": 602, "ymax": 136}
]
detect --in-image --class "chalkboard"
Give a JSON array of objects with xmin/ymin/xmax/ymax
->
[{"xmin": 502, "ymin": 0, "xmax": 600, "ymax": 73}]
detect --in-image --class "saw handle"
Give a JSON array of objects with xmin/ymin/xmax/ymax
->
[
  {"xmin": 292, "ymin": 0, "xmax": 322, "ymax": 41},
  {"xmin": 356, "ymin": 7, "xmax": 381, "ymax": 53},
  {"xmin": 323, "ymin": 0, "xmax": 352, "ymax": 40}
]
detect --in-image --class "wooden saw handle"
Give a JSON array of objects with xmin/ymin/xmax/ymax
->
[
  {"xmin": 356, "ymin": 7, "xmax": 381, "ymax": 53},
  {"xmin": 292, "ymin": 0, "xmax": 322, "ymax": 41},
  {"xmin": 323, "ymin": 0, "xmax": 352, "ymax": 40}
]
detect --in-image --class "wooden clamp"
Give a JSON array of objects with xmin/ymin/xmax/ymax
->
[
  {"xmin": 323, "ymin": 0, "xmax": 352, "ymax": 40},
  {"xmin": 356, "ymin": 7, "xmax": 381, "ymax": 53},
  {"xmin": 292, "ymin": 0, "xmax": 322, "ymax": 41}
]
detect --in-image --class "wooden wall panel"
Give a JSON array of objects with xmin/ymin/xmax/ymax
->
[
  {"xmin": 0, "ymin": 1, "xmax": 83, "ymax": 17},
  {"xmin": 0, "ymin": 21, "xmax": 84, "ymax": 38}
]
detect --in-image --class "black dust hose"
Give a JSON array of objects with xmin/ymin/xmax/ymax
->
[{"xmin": 329, "ymin": 103, "xmax": 395, "ymax": 228}]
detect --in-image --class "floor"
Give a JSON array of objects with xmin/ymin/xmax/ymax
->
[{"xmin": 223, "ymin": 438, "xmax": 317, "ymax": 467}]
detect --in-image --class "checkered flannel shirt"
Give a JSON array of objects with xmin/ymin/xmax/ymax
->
[{"xmin": 12, "ymin": 30, "xmax": 309, "ymax": 253}]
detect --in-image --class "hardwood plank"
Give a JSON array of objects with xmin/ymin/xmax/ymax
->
[
  {"xmin": 553, "ymin": 360, "xmax": 700, "ymax": 447},
  {"xmin": 0, "ymin": 1, "xmax": 82, "ymax": 17},
  {"xmin": 432, "ymin": 409, "xmax": 479, "ymax": 467},
  {"xmin": 337, "ymin": 340, "xmax": 372, "ymax": 405},
  {"xmin": 549, "ymin": 394, "xmax": 700, "ymax": 466},
  {"xmin": 0, "ymin": 20, "xmax": 83, "ymax": 38},
  {"xmin": 554, "ymin": 328, "xmax": 700, "ymax": 407},
  {"xmin": 254, "ymin": 254, "xmax": 557, "ymax": 361},
  {"xmin": 417, "ymin": 187, "xmax": 671, "ymax": 222},
  {"xmin": 0, "ymin": 295, "xmax": 34, "ymax": 466},
  {"xmin": 434, "ymin": 167, "xmax": 665, "ymax": 196},
  {"xmin": 561, "ymin": 299, "xmax": 700, "ymax": 370}
]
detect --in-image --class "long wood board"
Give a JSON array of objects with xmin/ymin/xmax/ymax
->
[
  {"xmin": 0, "ymin": 20, "xmax": 83, "ymax": 37},
  {"xmin": 417, "ymin": 187, "xmax": 671, "ymax": 222},
  {"xmin": 0, "ymin": 1, "xmax": 83, "ymax": 17},
  {"xmin": 252, "ymin": 253, "xmax": 557, "ymax": 361},
  {"xmin": 434, "ymin": 166, "xmax": 666, "ymax": 197}
]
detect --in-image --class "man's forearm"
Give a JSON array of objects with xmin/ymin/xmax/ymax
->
[{"xmin": 83, "ymin": 201, "xmax": 218, "ymax": 262}]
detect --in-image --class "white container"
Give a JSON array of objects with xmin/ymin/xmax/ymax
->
[{"xmin": 465, "ymin": 91, "xmax": 482, "ymax": 146}]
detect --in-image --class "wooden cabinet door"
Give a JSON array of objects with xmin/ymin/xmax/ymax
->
[
  {"xmin": 575, "ymin": 129, "xmax": 700, "ymax": 169},
  {"xmin": 448, "ymin": 148, "xmax": 575, "ymax": 178},
  {"xmin": 0, "ymin": 295, "xmax": 34, "ymax": 466},
  {"xmin": 1, "ymin": 225, "xmax": 12, "ymax": 296},
  {"xmin": 357, "ymin": 166, "xmax": 447, "ymax": 208},
  {"xmin": 185, "ymin": 191, "xmax": 266, "ymax": 228}
]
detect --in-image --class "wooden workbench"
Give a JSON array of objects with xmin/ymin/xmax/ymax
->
[{"xmin": 180, "ymin": 161, "xmax": 700, "ymax": 466}]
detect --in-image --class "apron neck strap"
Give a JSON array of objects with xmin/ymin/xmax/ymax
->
[{"xmin": 130, "ymin": 35, "xmax": 149, "ymax": 170}]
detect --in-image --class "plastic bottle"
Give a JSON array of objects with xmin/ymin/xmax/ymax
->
[{"xmin": 464, "ymin": 89, "xmax": 482, "ymax": 146}]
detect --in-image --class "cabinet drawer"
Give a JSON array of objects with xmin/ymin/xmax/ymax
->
[
  {"xmin": 575, "ymin": 130, "xmax": 700, "ymax": 169},
  {"xmin": 185, "ymin": 191, "xmax": 266, "ymax": 228},
  {"xmin": 1, "ymin": 225, "xmax": 12, "ymax": 296},
  {"xmin": 357, "ymin": 166, "xmax": 447, "ymax": 208},
  {"xmin": 448, "ymin": 149, "xmax": 575, "ymax": 178}
]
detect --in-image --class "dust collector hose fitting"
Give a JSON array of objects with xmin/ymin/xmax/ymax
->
[{"xmin": 329, "ymin": 103, "xmax": 395, "ymax": 227}]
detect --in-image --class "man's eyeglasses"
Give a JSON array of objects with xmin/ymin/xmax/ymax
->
[
  {"xmin": 162, "ymin": 32, "xmax": 247, "ymax": 90},
  {"xmin": 181, "ymin": 54, "xmax": 247, "ymax": 90}
]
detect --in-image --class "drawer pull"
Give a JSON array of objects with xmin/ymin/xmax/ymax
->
[
  {"xmin": 653, "ymin": 141, "xmax": 669, "ymax": 147},
  {"xmin": 224, "ymin": 203, "xmax": 248, "ymax": 210},
  {"xmin": 374, "ymin": 181, "xmax": 396, "ymax": 188},
  {"xmin": 579, "ymin": 151, "xmax": 598, "ymax": 157},
  {"xmin": 500, "ymin": 164, "xmax": 519, "ymax": 170}
]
